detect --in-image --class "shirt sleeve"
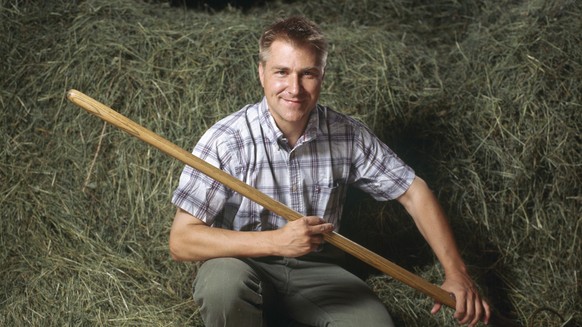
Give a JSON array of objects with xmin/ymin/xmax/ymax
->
[
  {"xmin": 171, "ymin": 127, "xmax": 232, "ymax": 226},
  {"xmin": 350, "ymin": 123, "xmax": 415, "ymax": 200}
]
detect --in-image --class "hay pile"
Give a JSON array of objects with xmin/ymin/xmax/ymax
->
[{"xmin": 1, "ymin": 0, "xmax": 580, "ymax": 326}]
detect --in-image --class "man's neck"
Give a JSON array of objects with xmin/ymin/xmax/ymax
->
[
  {"xmin": 268, "ymin": 109, "xmax": 312, "ymax": 149},
  {"xmin": 278, "ymin": 122, "xmax": 306, "ymax": 148}
]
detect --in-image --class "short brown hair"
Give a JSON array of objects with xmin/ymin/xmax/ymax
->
[{"xmin": 259, "ymin": 16, "xmax": 328, "ymax": 68}]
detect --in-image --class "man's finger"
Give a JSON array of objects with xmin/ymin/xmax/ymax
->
[
  {"xmin": 453, "ymin": 291, "xmax": 467, "ymax": 321},
  {"xmin": 469, "ymin": 297, "xmax": 483, "ymax": 326},
  {"xmin": 430, "ymin": 302, "xmax": 442, "ymax": 315},
  {"xmin": 303, "ymin": 216, "xmax": 324, "ymax": 225},
  {"xmin": 460, "ymin": 291, "xmax": 475, "ymax": 324},
  {"xmin": 315, "ymin": 222, "xmax": 334, "ymax": 233},
  {"xmin": 482, "ymin": 299, "xmax": 491, "ymax": 324}
]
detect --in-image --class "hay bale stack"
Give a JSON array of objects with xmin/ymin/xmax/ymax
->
[{"xmin": 1, "ymin": 0, "xmax": 580, "ymax": 326}]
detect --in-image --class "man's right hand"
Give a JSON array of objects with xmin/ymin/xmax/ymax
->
[{"xmin": 273, "ymin": 216, "xmax": 334, "ymax": 257}]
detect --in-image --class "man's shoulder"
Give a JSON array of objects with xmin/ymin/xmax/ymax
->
[
  {"xmin": 194, "ymin": 102, "xmax": 262, "ymax": 163},
  {"xmin": 206, "ymin": 102, "xmax": 261, "ymax": 137},
  {"xmin": 317, "ymin": 105, "xmax": 370, "ymax": 131}
]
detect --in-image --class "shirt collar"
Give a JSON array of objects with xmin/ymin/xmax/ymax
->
[
  {"xmin": 301, "ymin": 106, "xmax": 320, "ymax": 144},
  {"xmin": 259, "ymin": 97, "xmax": 284, "ymax": 143}
]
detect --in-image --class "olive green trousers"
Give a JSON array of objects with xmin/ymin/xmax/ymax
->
[{"xmin": 192, "ymin": 250, "xmax": 395, "ymax": 327}]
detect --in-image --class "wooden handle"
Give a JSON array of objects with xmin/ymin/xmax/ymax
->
[{"xmin": 67, "ymin": 89, "xmax": 457, "ymax": 308}]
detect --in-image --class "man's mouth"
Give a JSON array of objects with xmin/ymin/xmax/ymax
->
[{"xmin": 282, "ymin": 98, "xmax": 303, "ymax": 104}]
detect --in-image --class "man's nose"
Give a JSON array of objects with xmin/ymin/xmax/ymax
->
[{"xmin": 287, "ymin": 74, "xmax": 302, "ymax": 95}]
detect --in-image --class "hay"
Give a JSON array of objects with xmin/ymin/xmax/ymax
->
[{"xmin": 1, "ymin": 0, "xmax": 580, "ymax": 326}]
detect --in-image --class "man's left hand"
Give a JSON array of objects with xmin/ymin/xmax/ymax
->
[{"xmin": 431, "ymin": 271, "xmax": 491, "ymax": 326}]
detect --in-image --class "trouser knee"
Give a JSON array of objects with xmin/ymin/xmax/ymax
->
[{"xmin": 193, "ymin": 258, "xmax": 265, "ymax": 327}]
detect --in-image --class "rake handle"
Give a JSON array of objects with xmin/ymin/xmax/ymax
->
[{"xmin": 67, "ymin": 89, "xmax": 520, "ymax": 326}]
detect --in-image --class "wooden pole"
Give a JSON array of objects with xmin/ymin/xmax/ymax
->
[{"xmin": 67, "ymin": 89, "xmax": 520, "ymax": 326}]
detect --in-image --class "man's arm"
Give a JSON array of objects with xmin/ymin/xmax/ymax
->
[
  {"xmin": 396, "ymin": 177, "xmax": 491, "ymax": 326},
  {"xmin": 169, "ymin": 208, "xmax": 334, "ymax": 262}
]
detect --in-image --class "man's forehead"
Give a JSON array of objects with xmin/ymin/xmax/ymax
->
[{"xmin": 264, "ymin": 40, "xmax": 324, "ymax": 69}]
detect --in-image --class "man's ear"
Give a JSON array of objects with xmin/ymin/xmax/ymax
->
[{"xmin": 258, "ymin": 63, "xmax": 265, "ymax": 87}]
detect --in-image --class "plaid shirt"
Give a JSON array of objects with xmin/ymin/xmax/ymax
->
[{"xmin": 172, "ymin": 97, "xmax": 415, "ymax": 231}]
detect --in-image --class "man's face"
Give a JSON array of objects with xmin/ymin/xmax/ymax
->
[{"xmin": 259, "ymin": 40, "xmax": 324, "ymax": 135}]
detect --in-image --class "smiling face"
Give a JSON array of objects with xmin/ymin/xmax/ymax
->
[{"xmin": 258, "ymin": 40, "xmax": 324, "ymax": 143}]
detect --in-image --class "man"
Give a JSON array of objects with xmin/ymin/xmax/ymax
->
[{"xmin": 170, "ymin": 16, "xmax": 490, "ymax": 327}]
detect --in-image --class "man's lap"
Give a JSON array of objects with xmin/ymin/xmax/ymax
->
[{"xmin": 193, "ymin": 255, "xmax": 394, "ymax": 327}]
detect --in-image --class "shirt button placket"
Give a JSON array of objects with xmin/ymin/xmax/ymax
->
[{"xmin": 288, "ymin": 152, "xmax": 302, "ymax": 212}]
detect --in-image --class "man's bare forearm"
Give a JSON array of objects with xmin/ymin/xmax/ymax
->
[
  {"xmin": 397, "ymin": 177, "xmax": 467, "ymax": 275},
  {"xmin": 169, "ymin": 208, "xmax": 333, "ymax": 261}
]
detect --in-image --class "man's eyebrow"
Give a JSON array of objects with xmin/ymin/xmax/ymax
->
[
  {"xmin": 303, "ymin": 67, "xmax": 322, "ymax": 73},
  {"xmin": 270, "ymin": 66, "xmax": 289, "ymax": 71},
  {"xmin": 269, "ymin": 66, "xmax": 321, "ymax": 72}
]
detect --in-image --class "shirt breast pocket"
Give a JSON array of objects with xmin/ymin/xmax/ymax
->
[{"xmin": 312, "ymin": 179, "xmax": 345, "ymax": 224}]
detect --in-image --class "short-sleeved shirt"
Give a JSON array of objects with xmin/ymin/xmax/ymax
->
[{"xmin": 172, "ymin": 97, "xmax": 415, "ymax": 231}]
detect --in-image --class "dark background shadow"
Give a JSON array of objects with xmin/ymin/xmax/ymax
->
[
  {"xmin": 338, "ymin": 110, "xmax": 519, "ymax": 322},
  {"xmin": 168, "ymin": 0, "xmax": 266, "ymax": 11}
]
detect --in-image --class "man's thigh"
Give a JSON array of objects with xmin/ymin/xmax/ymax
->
[
  {"xmin": 194, "ymin": 257, "xmax": 307, "ymax": 327},
  {"xmin": 193, "ymin": 258, "xmax": 267, "ymax": 326},
  {"xmin": 194, "ymin": 257, "xmax": 394, "ymax": 327},
  {"xmin": 281, "ymin": 260, "xmax": 394, "ymax": 327}
]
